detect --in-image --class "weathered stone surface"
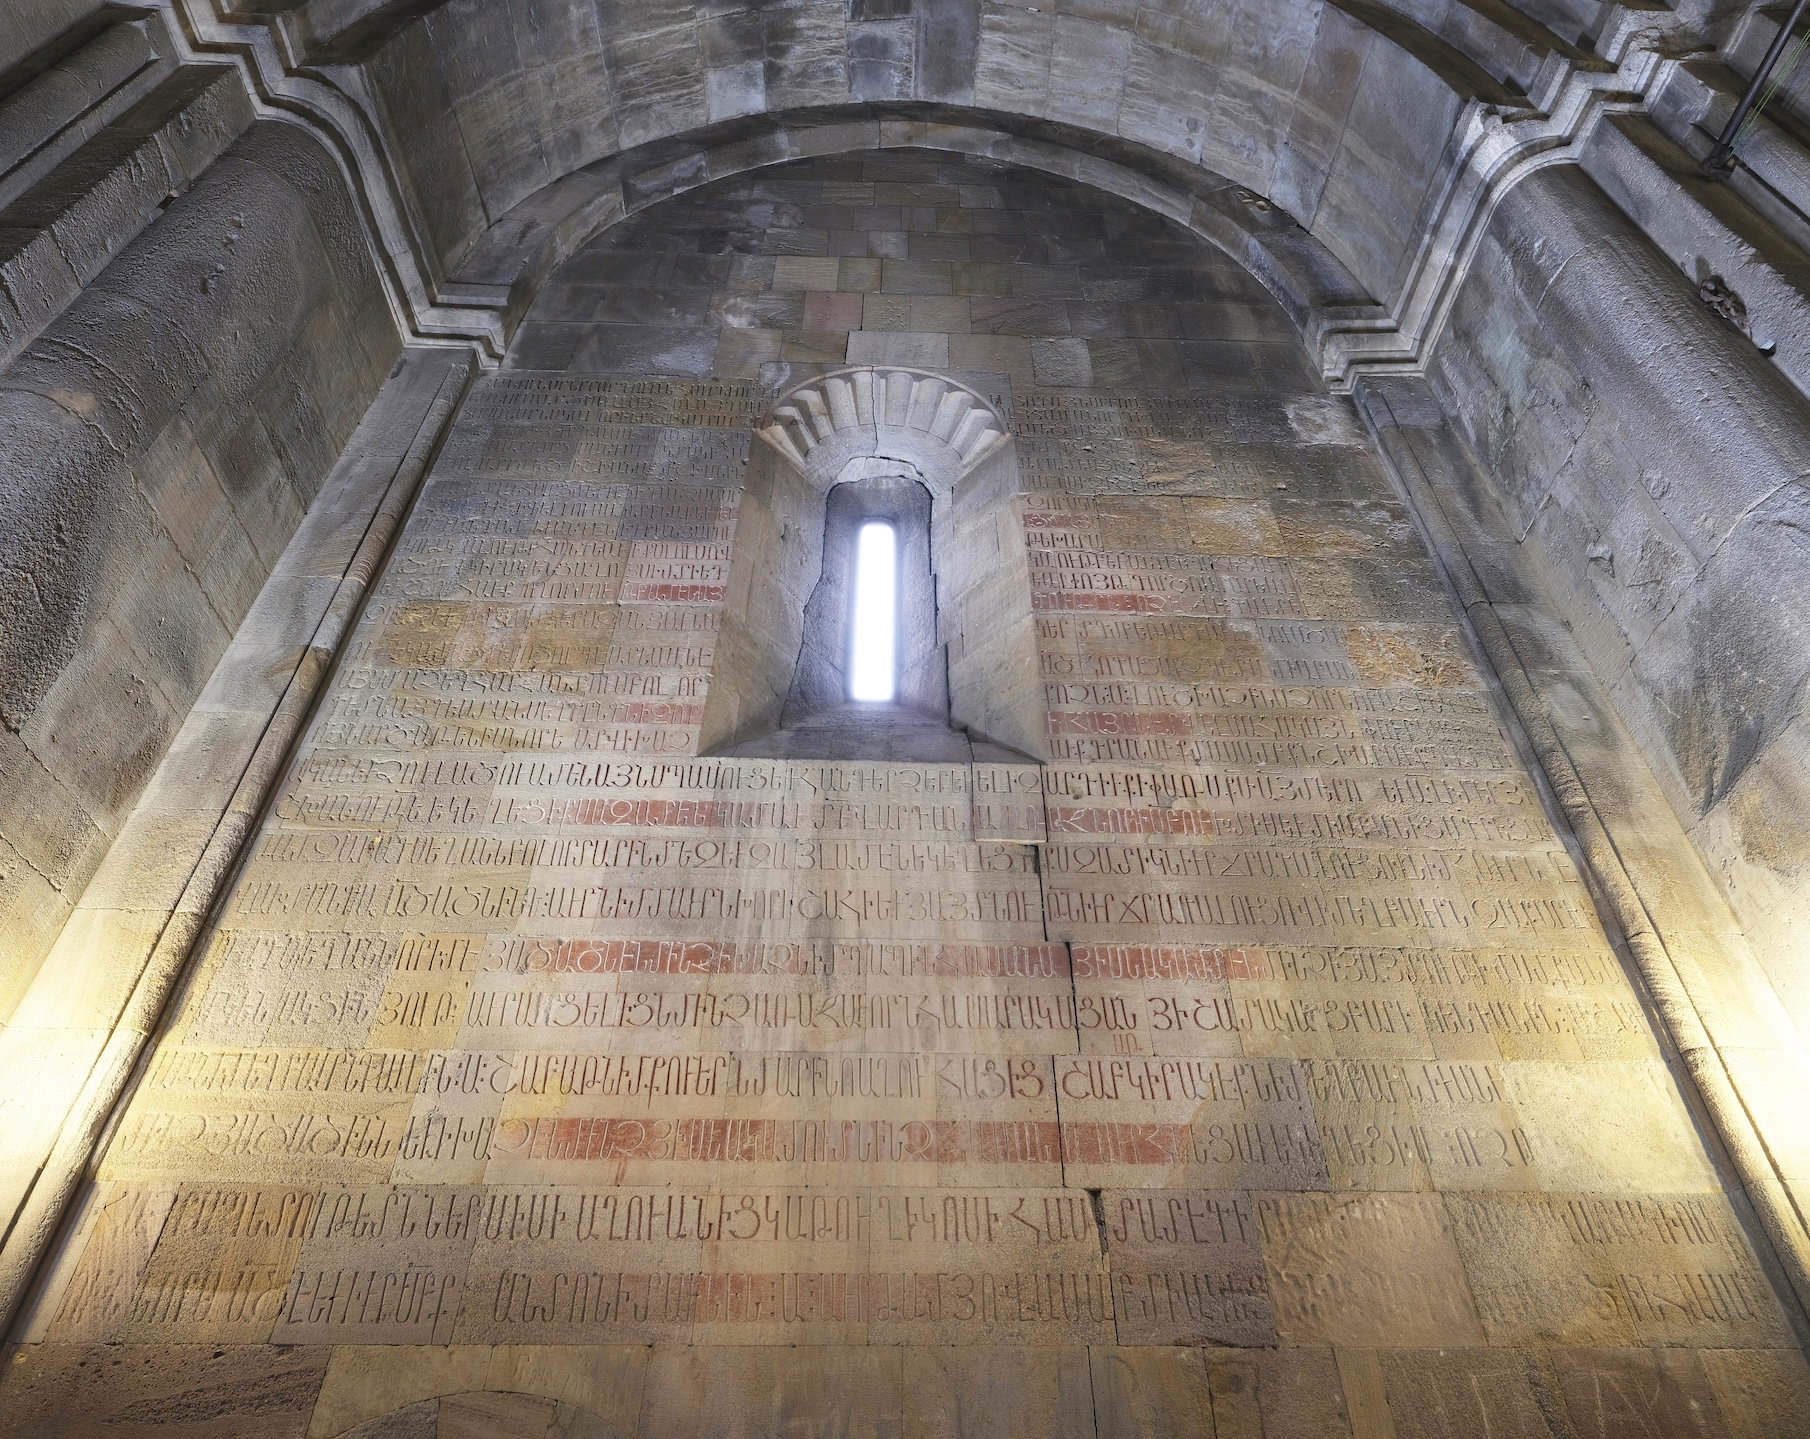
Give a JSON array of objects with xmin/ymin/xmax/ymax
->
[
  {"xmin": 0, "ymin": 1341, "xmax": 331, "ymax": 1438},
  {"xmin": 0, "ymin": 116, "xmax": 399, "ymax": 1031},
  {"xmin": 3, "ymin": 148, "xmax": 1802, "ymax": 1436},
  {"xmin": 274, "ymin": 0, "xmax": 1532, "ymax": 330},
  {"xmin": 1428, "ymin": 160, "xmax": 1810, "ymax": 1091}
]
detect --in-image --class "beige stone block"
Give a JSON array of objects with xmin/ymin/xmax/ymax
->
[
  {"xmin": 847, "ymin": 331, "xmax": 950, "ymax": 368},
  {"xmin": 432, "ymin": 1390, "xmax": 562, "ymax": 1438},
  {"xmin": 1067, "ymin": 974, "xmax": 1239, "ymax": 1059},
  {"xmin": 1344, "ymin": 623, "xmax": 1482, "ymax": 688},
  {"xmin": 182, "ymin": 936, "xmax": 395, "ymax": 1051},
  {"xmin": 1088, "ymin": 1346, "xmax": 1216, "ymax": 1439},
  {"xmin": 907, "ymin": 295, "xmax": 972, "ymax": 333},
  {"xmin": 953, "ymin": 261, "xmax": 1009, "ymax": 296},
  {"xmin": 117, "ymin": 1214, "xmax": 307, "ymax": 1343},
  {"xmin": 1273, "ymin": 498, "xmax": 1421, "ymax": 559},
  {"xmin": 903, "ymin": 1347, "xmax": 1095, "ymax": 1438},
  {"xmin": 780, "ymin": 330, "xmax": 849, "ymax": 363},
  {"xmin": 1100, "ymin": 1188, "xmax": 1274, "ymax": 1345},
  {"xmin": 479, "ymin": 1052, "xmax": 1066, "ymax": 1188},
  {"xmin": 101, "ymin": 1092, "xmax": 413, "ymax": 1185},
  {"xmin": 1258, "ymin": 1192, "xmax": 1486, "ymax": 1347},
  {"xmin": 1059, "ymin": 1056, "xmax": 1329, "ymax": 1191},
  {"xmin": 0, "ymin": 848, "xmax": 72, "ymax": 1025},
  {"xmin": 391, "ymin": 1084, "xmax": 505, "ymax": 1186},
  {"xmin": 1445, "ymin": 1190, "xmax": 1791, "ymax": 1349},
  {"xmin": 804, "ymin": 291, "xmax": 865, "ymax": 330},
  {"xmin": 1550, "ymin": 1347, "xmax": 1730, "ymax": 1439},
  {"xmin": 1292, "ymin": 557, "xmax": 1453, "ymax": 623},
  {"xmin": 1084, "ymin": 340, "xmax": 1145, "ymax": 392},
  {"xmin": 0, "ymin": 724, "xmax": 108, "ymax": 890},
  {"xmin": 772, "ymin": 257, "xmax": 842, "ymax": 292},
  {"xmin": 1652, "ymin": 924, "xmax": 1808, "ymax": 1056},
  {"xmin": 1134, "ymin": 435, "xmax": 1223, "ymax": 491},
  {"xmin": 1031, "ymin": 338, "xmax": 1092, "ymax": 387},
  {"xmin": 880, "ymin": 259, "xmax": 952, "ymax": 295},
  {"xmin": 481, "ymin": 1345, "xmax": 648, "ymax": 1426},
  {"xmin": 1494, "ymin": 1061, "xmax": 1722, "ymax": 1193},
  {"xmin": 308, "ymin": 1345, "xmax": 496, "ymax": 1439},
  {"xmin": 1229, "ymin": 1346, "xmax": 1355, "ymax": 1437},
  {"xmin": 639, "ymin": 1345, "xmax": 904, "ymax": 1438},
  {"xmin": 949, "ymin": 333, "xmax": 1034, "ymax": 384},
  {"xmin": 1700, "ymin": 1347, "xmax": 1810, "ymax": 1439},
  {"xmin": 277, "ymin": 1204, "xmax": 475, "ymax": 1346},
  {"xmin": 6, "ymin": 905, "xmax": 164, "ymax": 1032},
  {"xmin": 0, "ymin": 1026, "xmax": 108, "ymax": 1171},
  {"xmin": 366, "ymin": 968, "xmax": 469, "ymax": 1051},
  {"xmin": 70, "ymin": 811, "xmax": 222, "ymax": 916},
  {"xmin": 861, "ymin": 293, "xmax": 913, "ymax": 330},
  {"xmin": 34, "ymin": 1182, "xmax": 177, "ymax": 1344},
  {"xmin": 1378, "ymin": 1348, "xmax": 1572, "ymax": 1439},
  {"xmin": 714, "ymin": 328, "xmax": 782, "ymax": 377},
  {"xmin": 838, "ymin": 257, "xmax": 885, "ymax": 291},
  {"xmin": 0, "ymin": 1342, "xmax": 330, "ymax": 1438},
  {"xmin": 1227, "ymin": 979, "xmax": 1432, "ymax": 1064},
  {"xmin": 144, "ymin": 704, "xmax": 283, "ymax": 799}
]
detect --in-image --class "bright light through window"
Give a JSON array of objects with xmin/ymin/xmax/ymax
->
[{"xmin": 849, "ymin": 521, "xmax": 897, "ymax": 702}]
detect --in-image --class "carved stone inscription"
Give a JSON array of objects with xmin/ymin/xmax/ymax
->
[{"xmin": 39, "ymin": 368, "xmax": 1788, "ymax": 1399}]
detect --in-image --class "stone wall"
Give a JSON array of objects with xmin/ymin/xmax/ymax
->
[
  {"xmin": 3, "ymin": 5, "xmax": 1810, "ymax": 1432},
  {"xmin": 4, "ymin": 147, "xmax": 1804, "ymax": 1437},
  {"xmin": 1428, "ymin": 163, "xmax": 1810, "ymax": 1023},
  {"xmin": 0, "ymin": 120, "xmax": 401, "ymax": 1025},
  {"xmin": 354, "ymin": 0, "xmax": 1496, "ymax": 321}
]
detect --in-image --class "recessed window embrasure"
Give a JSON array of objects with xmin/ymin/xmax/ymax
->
[{"xmin": 698, "ymin": 367, "xmax": 1046, "ymax": 764}]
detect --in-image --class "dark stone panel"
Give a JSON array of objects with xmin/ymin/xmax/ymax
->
[
  {"xmin": 361, "ymin": 18, "xmax": 488, "ymax": 288},
  {"xmin": 913, "ymin": 0, "xmax": 979, "ymax": 103}
]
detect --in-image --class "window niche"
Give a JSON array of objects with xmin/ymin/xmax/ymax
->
[{"xmin": 700, "ymin": 368, "xmax": 1044, "ymax": 764}]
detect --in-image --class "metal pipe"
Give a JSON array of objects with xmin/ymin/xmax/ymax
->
[{"xmin": 1706, "ymin": 0, "xmax": 1810, "ymax": 173}]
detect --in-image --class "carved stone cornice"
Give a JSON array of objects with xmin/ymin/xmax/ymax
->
[
  {"xmin": 1318, "ymin": 20, "xmax": 1680, "ymax": 384},
  {"xmin": 153, "ymin": 0, "xmax": 510, "ymax": 358},
  {"xmin": 133, "ymin": 1, "xmax": 1696, "ymax": 386}
]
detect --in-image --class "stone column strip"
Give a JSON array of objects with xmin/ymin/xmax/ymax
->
[
  {"xmin": 1357, "ymin": 374, "xmax": 1810, "ymax": 1331},
  {"xmin": 0, "ymin": 349, "xmax": 475, "ymax": 1338}
]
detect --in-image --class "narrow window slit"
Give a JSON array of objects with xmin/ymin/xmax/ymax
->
[{"xmin": 849, "ymin": 520, "xmax": 897, "ymax": 702}]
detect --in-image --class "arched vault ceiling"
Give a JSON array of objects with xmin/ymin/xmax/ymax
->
[
  {"xmin": 448, "ymin": 105, "xmax": 1393, "ymax": 385},
  {"xmin": 167, "ymin": 0, "xmax": 1699, "ymax": 376}
]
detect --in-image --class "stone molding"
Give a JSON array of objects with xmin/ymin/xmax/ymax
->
[
  {"xmin": 72, "ymin": 1, "xmax": 1707, "ymax": 387},
  {"xmin": 1320, "ymin": 23, "xmax": 1674, "ymax": 383},
  {"xmin": 757, "ymin": 366, "xmax": 1009, "ymax": 488},
  {"xmin": 143, "ymin": 0, "xmax": 512, "ymax": 357}
]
